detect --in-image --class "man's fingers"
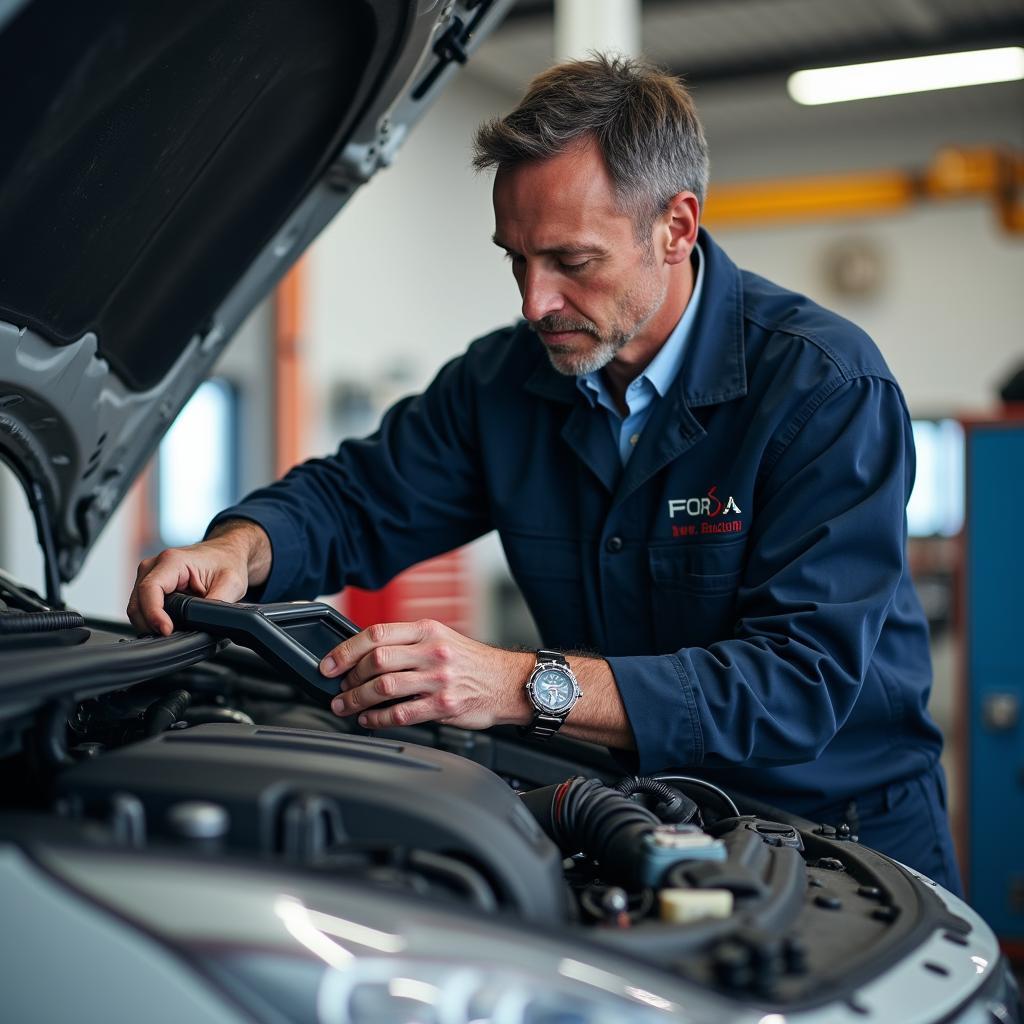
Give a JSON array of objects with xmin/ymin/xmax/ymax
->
[
  {"xmin": 135, "ymin": 581, "xmax": 175, "ymax": 636},
  {"xmin": 127, "ymin": 557, "xmax": 157, "ymax": 629},
  {"xmin": 204, "ymin": 569, "xmax": 246, "ymax": 604},
  {"xmin": 336, "ymin": 642, "xmax": 426, "ymax": 689},
  {"xmin": 135, "ymin": 560, "xmax": 191, "ymax": 635},
  {"xmin": 330, "ymin": 672, "xmax": 429, "ymax": 717},
  {"xmin": 319, "ymin": 619, "xmax": 432, "ymax": 678},
  {"xmin": 133, "ymin": 556, "xmax": 156, "ymax": 586},
  {"xmin": 128, "ymin": 535, "xmax": 254, "ymax": 636},
  {"xmin": 349, "ymin": 697, "xmax": 437, "ymax": 731},
  {"xmin": 139, "ymin": 576, "xmax": 185, "ymax": 635}
]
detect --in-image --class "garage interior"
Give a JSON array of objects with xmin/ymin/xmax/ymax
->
[{"xmin": 0, "ymin": 0, "xmax": 1021, "ymax": 983}]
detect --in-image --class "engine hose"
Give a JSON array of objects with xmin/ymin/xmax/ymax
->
[
  {"xmin": 615, "ymin": 776, "xmax": 699, "ymax": 825},
  {"xmin": 36, "ymin": 698, "xmax": 76, "ymax": 768},
  {"xmin": 407, "ymin": 850, "xmax": 499, "ymax": 913},
  {"xmin": 144, "ymin": 689, "xmax": 192, "ymax": 736},
  {"xmin": 521, "ymin": 777, "xmax": 659, "ymax": 891},
  {"xmin": 0, "ymin": 610, "xmax": 85, "ymax": 634},
  {"xmin": 650, "ymin": 772, "xmax": 740, "ymax": 820},
  {"xmin": 591, "ymin": 915, "xmax": 737, "ymax": 961},
  {"xmin": 182, "ymin": 706, "xmax": 256, "ymax": 726}
]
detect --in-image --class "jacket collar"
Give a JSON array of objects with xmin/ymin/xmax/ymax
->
[
  {"xmin": 675, "ymin": 227, "xmax": 747, "ymax": 407},
  {"xmin": 523, "ymin": 228, "xmax": 747, "ymax": 409}
]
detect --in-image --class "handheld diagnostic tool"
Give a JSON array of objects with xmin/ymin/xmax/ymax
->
[{"xmin": 164, "ymin": 593, "xmax": 361, "ymax": 706}]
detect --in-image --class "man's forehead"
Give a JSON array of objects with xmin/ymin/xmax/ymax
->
[
  {"xmin": 492, "ymin": 141, "xmax": 621, "ymax": 214},
  {"xmin": 491, "ymin": 164, "xmax": 631, "ymax": 256}
]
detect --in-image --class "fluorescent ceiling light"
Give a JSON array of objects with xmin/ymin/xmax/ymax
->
[{"xmin": 788, "ymin": 47, "xmax": 1024, "ymax": 105}]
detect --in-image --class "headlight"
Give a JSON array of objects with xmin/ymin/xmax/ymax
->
[
  {"xmin": 320, "ymin": 961, "xmax": 673, "ymax": 1024},
  {"xmin": 210, "ymin": 954, "xmax": 681, "ymax": 1024},
  {"xmin": 199, "ymin": 895, "xmax": 692, "ymax": 1024}
]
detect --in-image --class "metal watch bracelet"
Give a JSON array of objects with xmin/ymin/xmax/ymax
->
[{"xmin": 521, "ymin": 649, "xmax": 575, "ymax": 741}]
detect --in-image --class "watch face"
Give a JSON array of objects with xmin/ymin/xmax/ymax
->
[{"xmin": 531, "ymin": 666, "xmax": 576, "ymax": 714}]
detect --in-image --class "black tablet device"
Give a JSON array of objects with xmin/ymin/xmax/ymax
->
[{"xmin": 164, "ymin": 593, "xmax": 361, "ymax": 706}]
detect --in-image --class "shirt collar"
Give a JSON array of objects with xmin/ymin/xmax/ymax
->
[{"xmin": 577, "ymin": 241, "xmax": 706, "ymax": 409}]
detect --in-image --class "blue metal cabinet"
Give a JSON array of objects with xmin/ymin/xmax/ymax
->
[{"xmin": 963, "ymin": 417, "xmax": 1024, "ymax": 947}]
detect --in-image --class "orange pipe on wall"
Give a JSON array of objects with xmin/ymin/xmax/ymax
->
[
  {"xmin": 704, "ymin": 169, "xmax": 916, "ymax": 228},
  {"xmin": 923, "ymin": 147, "xmax": 1024, "ymax": 233},
  {"xmin": 274, "ymin": 259, "xmax": 307, "ymax": 478},
  {"xmin": 703, "ymin": 146, "xmax": 1024, "ymax": 233}
]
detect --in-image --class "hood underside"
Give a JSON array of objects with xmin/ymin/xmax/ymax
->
[{"xmin": 0, "ymin": 0, "xmax": 510, "ymax": 585}]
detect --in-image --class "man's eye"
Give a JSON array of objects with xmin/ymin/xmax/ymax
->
[{"xmin": 560, "ymin": 260, "xmax": 591, "ymax": 273}]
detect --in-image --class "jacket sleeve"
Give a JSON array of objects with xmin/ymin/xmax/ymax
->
[
  {"xmin": 608, "ymin": 374, "xmax": 916, "ymax": 773},
  {"xmin": 208, "ymin": 352, "xmax": 491, "ymax": 601}
]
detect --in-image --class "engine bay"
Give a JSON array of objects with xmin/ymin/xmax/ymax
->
[{"xmin": 0, "ymin": 619, "xmax": 1000, "ymax": 1018}]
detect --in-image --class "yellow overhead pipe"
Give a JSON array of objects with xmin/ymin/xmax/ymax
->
[
  {"xmin": 923, "ymin": 147, "xmax": 1024, "ymax": 233},
  {"xmin": 702, "ymin": 146, "xmax": 1024, "ymax": 234}
]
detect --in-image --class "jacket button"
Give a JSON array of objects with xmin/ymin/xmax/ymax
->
[{"xmin": 605, "ymin": 536, "xmax": 624, "ymax": 553}]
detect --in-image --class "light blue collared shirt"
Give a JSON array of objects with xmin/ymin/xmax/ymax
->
[{"xmin": 576, "ymin": 243, "xmax": 705, "ymax": 464}]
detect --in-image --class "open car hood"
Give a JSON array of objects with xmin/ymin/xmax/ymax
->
[{"xmin": 0, "ymin": 0, "xmax": 511, "ymax": 586}]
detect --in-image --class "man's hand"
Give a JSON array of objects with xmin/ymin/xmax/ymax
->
[
  {"xmin": 127, "ymin": 520, "xmax": 272, "ymax": 636},
  {"xmin": 321, "ymin": 619, "xmax": 535, "ymax": 730}
]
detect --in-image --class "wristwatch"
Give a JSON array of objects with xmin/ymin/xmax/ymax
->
[{"xmin": 520, "ymin": 649, "xmax": 581, "ymax": 740}]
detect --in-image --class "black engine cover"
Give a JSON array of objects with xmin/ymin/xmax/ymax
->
[{"xmin": 57, "ymin": 723, "xmax": 566, "ymax": 924}]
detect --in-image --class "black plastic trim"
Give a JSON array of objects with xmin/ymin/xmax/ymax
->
[{"xmin": 0, "ymin": 628, "xmax": 226, "ymax": 710}]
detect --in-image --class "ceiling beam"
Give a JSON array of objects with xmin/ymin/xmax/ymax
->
[
  {"xmin": 500, "ymin": 2, "xmax": 1024, "ymax": 91},
  {"xmin": 503, "ymin": 0, "xmax": 719, "ymax": 20},
  {"xmin": 672, "ymin": 20, "xmax": 1024, "ymax": 88}
]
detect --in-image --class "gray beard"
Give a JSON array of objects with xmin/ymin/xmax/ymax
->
[
  {"xmin": 530, "ymin": 264, "xmax": 667, "ymax": 378},
  {"xmin": 544, "ymin": 335, "xmax": 626, "ymax": 376}
]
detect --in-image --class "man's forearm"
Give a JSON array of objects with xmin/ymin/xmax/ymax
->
[
  {"xmin": 322, "ymin": 622, "xmax": 637, "ymax": 750},
  {"xmin": 559, "ymin": 655, "xmax": 636, "ymax": 750},
  {"xmin": 207, "ymin": 519, "xmax": 273, "ymax": 590},
  {"xmin": 498, "ymin": 650, "xmax": 635, "ymax": 748}
]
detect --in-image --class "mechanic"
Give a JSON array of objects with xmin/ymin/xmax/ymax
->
[{"xmin": 128, "ymin": 55, "xmax": 961, "ymax": 894}]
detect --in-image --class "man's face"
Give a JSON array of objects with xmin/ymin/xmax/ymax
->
[{"xmin": 492, "ymin": 138, "xmax": 668, "ymax": 376}]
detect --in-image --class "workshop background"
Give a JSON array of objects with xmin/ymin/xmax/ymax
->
[{"xmin": 1, "ymin": 0, "xmax": 1022, "ymax": 945}]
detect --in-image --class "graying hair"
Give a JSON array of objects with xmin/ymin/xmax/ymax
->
[{"xmin": 473, "ymin": 53, "xmax": 709, "ymax": 238}]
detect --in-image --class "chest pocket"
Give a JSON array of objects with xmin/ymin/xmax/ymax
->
[{"xmin": 648, "ymin": 539, "xmax": 746, "ymax": 652}]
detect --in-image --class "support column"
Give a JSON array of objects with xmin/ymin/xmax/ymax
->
[
  {"xmin": 273, "ymin": 260, "xmax": 307, "ymax": 478},
  {"xmin": 554, "ymin": 0, "xmax": 640, "ymax": 62}
]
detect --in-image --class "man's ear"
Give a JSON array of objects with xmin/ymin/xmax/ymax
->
[{"xmin": 661, "ymin": 192, "xmax": 700, "ymax": 266}]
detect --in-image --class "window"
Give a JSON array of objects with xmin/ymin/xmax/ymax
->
[
  {"xmin": 157, "ymin": 379, "xmax": 239, "ymax": 548},
  {"xmin": 907, "ymin": 419, "xmax": 964, "ymax": 538}
]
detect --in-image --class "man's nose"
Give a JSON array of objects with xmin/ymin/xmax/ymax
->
[{"xmin": 520, "ymin": 266, "xmax": 564, "ymax": 323}]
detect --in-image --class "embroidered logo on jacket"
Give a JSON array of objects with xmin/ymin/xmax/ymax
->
[{"xmin": 668, "ymin": 486, "xmax": 744, "ymax": 537}]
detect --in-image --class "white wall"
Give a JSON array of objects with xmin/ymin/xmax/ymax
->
[
  {"xmin": 305, "ymin": 70, "xmax": 1024, "ymax": 430},
  {"xmin": 305, "ymin": 73, "xmax": 520, "ymax": 416},
  {"xmin": 714, "ymin": 205, "xmax": 1024, "ymax": 412},
  {"xmin": 301, "ymin": 73, "xmax": 531, "ymax": 624},
  {"xmin": 700, "ymin": 79, "xmax": 1024, "ymax": 414}
]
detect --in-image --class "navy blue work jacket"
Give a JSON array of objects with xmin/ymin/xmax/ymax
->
[{"xmin": 215, "ymin": 229, "xmax": 943, "ymax": 818}]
